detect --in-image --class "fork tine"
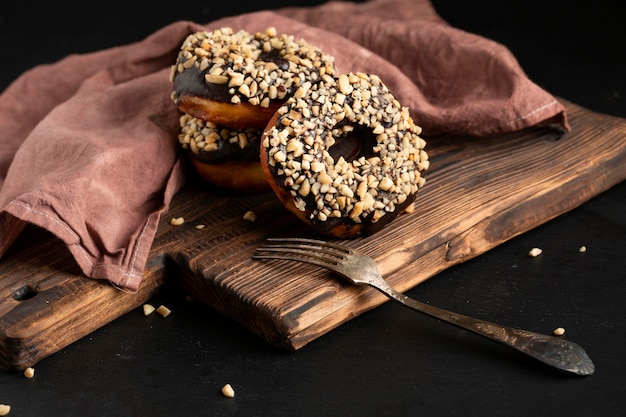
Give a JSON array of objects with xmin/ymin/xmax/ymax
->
[
  {"xmin": 265, "ymin": 237, "xmax": 351, "ymax": 254},
  {"xmin": 253, "ymin": 247, "xmax": 339, "ymax": 271},
  {"xmin": 255, "ymin": 246, "xmax": 337, "ymax": 262},
  {"xmin": 253, "ymin": 237, "xmax": 350, "ymax": 271},
  {"xmin": 252, "ymin": 252, "xmax": 336, "ymax": 271}
]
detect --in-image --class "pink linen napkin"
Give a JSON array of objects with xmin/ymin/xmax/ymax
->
[
  {"xmin": 279, "ymin": 0, "xmax": 569, "ymax": 136},
  {"xmin": 0, "ymin": 0, "xmax": 569, "ymax": 291}
]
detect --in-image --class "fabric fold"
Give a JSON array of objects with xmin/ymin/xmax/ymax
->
[
  {"xmin": 0, "ymin": 0, "xmax": 570, "ymax": 291},
  {"xmin": 278, "ymin": 0, "xmax": 569, "ymax": 136},
  {"xmin": 0, "ymin": 21, "xmax": 205, "ymax": 290}
]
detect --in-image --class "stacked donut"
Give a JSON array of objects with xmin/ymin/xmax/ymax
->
[
  {"xmin": 261, "ymin": 72, "xmax": 429, "ymax": 238},
  {"xmin": 170, "ymin": 27, "xmax": 336, "ymax": 193},
  {"xmin": 171, "ymin": 27, "xmax": 429, "ymax": 238}
]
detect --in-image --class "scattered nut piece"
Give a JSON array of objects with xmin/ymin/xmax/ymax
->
[
  {"xmin": 222, "ymin": 383, "xmax": 235, "ymax": 398},
  {"xmin": 143, "ymin": 304, "xmax": 156, "ymax": 316},
  {"xmin": 23, "ymin": 367, "xmax": 35, "ymax": 379},
  {"xmin": 195, "ymin": 224, "xmax": 206, "ymax": 230},
  {"xmin": 0, "ymin": 404, "xmax": 10, "ymax": 416},
  {"xmin": 553, "ymin": 327, "xmax": 566, "ymax": 336},
  {"xmin": 403, "ymin": 202, "xmax": 415, "ymax": 214},
  {"xmin": 528, "ymin": 247, "xmax": 542, "ymax": 257},
  {"xmin": 170, "ymin": 217, "xmax": 185, "ymax": 226},
  {"xmin": 156, "ymin": 305, "xmax": 171, "ymax": 318},
  {"xmin": 243, "ymin": 210, "xmax": 257, "ymax": 222},
  {"xmin": 578, "ymin": 245, "xmax": 587, "ymax": 253}
]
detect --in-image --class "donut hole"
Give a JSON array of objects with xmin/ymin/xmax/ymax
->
[{"xmin": 327, "ymin": 125, "xmax": 378, "ymax": 162}]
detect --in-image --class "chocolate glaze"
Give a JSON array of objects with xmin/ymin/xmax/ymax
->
[
  {"xmin": 173, "ymin": 51, "xmax": 293, "ymax": 104},
  {"xmin": 308, "ymin": 194, "xmax": 417, "ymax": 237},
  {"xmin": 191, "ymin": 135, "xmax": 261, "ymax": 164},
  {"xmin": 174, "ymin": 66, "xmax": 232, "ymax": 103},
  {"xmin": 268, "ymin": 125, "xmax": 406, "ymax": 238},
  {"xmin": 258, "ymin": 50, "xmax": 290, "ymax": 71}
]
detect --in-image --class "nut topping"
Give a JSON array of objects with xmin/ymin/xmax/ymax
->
[{"xmin": 263, "ymin": 72, "xmax": 429, "ymax": 226}]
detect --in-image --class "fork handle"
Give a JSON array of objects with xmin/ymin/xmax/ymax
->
[{"xmin": 376, "ymin": 284, "xmax": 595, "ymax": 376}]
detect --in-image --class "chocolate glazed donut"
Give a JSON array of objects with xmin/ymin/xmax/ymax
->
[
  {"xmin": 170, "ymin": 27, "xmax": 337, "ymax": 192},
  {"xmin": 261, "ymin": 72, "xmax": 430, "ymax": 238},
  {"xmin": 177, "ymin": 114, "xmax": 269, "ymax": 193},
  {"xmin": 170, "ymin": 27, "xmax": 336, "ymax": 129}
]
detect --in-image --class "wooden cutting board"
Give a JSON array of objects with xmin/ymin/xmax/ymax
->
[{"xmin": 1, "ymin": 100, "xmax": 625, "ymax": 371}]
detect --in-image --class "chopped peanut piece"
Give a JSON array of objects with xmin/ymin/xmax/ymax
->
[
  {"xmin": 0, "ymin": 404, "xmax": 10, "ymax": 416},
  {"xmin": 23, "ymin": 367, "xmax": 35, "ymax": 379},
  {"xmin": 143, "ymin": 304, "xmax": 156, "ymax": 316},
  {"xmin": 553, "ymin": 327, "xmax": 566, "ymax": 336},
  {"xmin": 222, "ymin": 383, "xmax": 235, "ymax": 398},
  {"xmin": 243, "ymin": 211, "xmax": 257, "ymax": 222},
  {"xmin": 528, "ymin": 247, "xmax": 542, "ymax": 257},
  {"xmin": 170, "ymin": 217, "xmax": 185, "ymax": 226},
  {"xmin": 156, "ymin": 305, "xmax": 171, "ymax": 318},
  {"xmin": 578, "ymin": 245, "xmax": 587, "ymax": 253}
]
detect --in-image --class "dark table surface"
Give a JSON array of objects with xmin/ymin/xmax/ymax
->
[{"xmin": 1, "ymin": 1, "xmax": 625, "ymax": 416}]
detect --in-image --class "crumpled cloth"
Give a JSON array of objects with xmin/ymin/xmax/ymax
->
[{"xmin": 0, "ymin": 0, "xmax": 569, "ymax": 291}]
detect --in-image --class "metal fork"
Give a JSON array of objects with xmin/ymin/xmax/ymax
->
[{"xmin": 253, "ymin": 237, "xmax": 595, "ymax": 376}]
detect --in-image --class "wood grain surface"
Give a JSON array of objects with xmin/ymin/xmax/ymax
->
[{"xmin": 1, "ymin": 99, "xmax": 625, "ymax": 371}]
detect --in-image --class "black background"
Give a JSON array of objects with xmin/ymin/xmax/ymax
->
[{"xmin": 1, "ymin": 1, "xmax": 625, "ymax": 416}]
